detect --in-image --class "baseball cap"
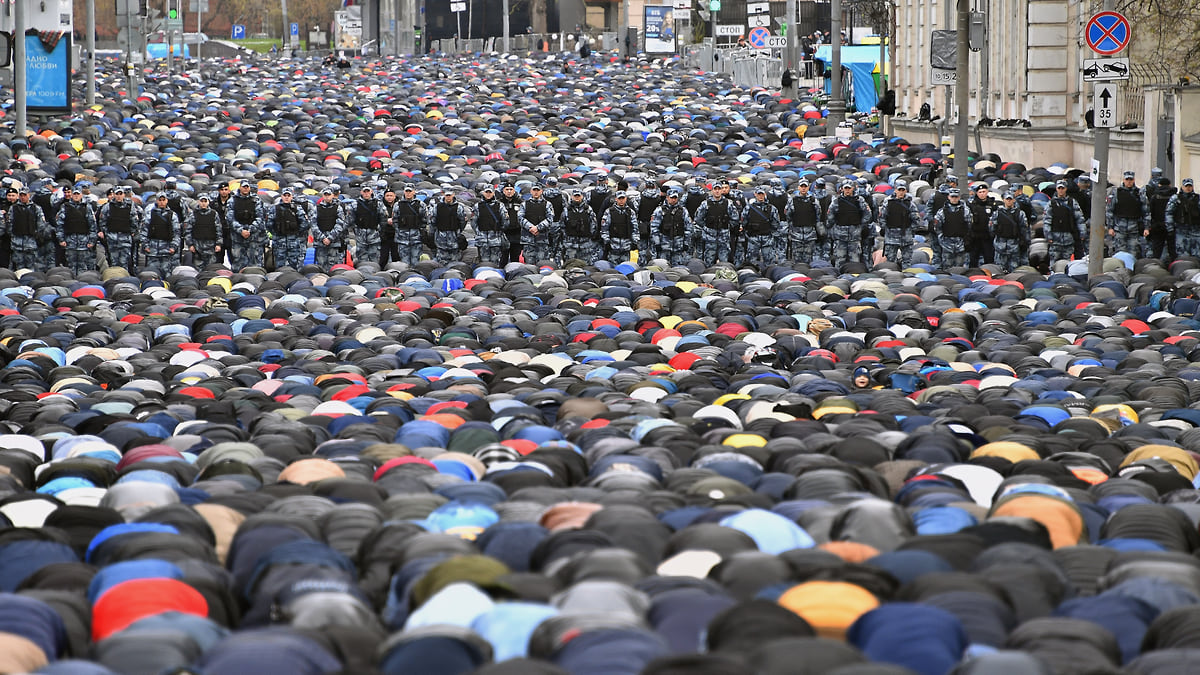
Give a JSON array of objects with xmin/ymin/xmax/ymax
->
[
  {"xmin": 1056, "ymin": 179, "xmax": 1069, "ymax": 188},
  {"xmin": 948, "ymin": 188, "xmax": 961, "ymax": 196},
  {"xmin": 218, "ymin": 181, "xmax": 230, "ymax": 189},
  {"xmin": 615, "ymin": 191, "xmax": 627, "ymax": 198},
  {"xmin": 403, "ymin": 184, "xmax": 416, "ymax": 191},
  {"xmin": 797, "ymin": 179, "xmax": 810, "ymax": 187},
  {"xmin": 894, "ymin": 180, "xmax": 907, "ymax": 189},
  {"xmin": 754, "ymin": 186, "xmax": 767, "ymax": 194},
  {"xmin": 321, "ymin": 188, "xmax": 333, "ymax": 195},
  {"xmin": 1184, "ymin": 178, "xmax": 1195, "ymax": 187},
  {"xmin": 1002, "ymin": 191, "xmax": 1015, "ymax": 200},
  {"xmin": 546, "ymin": 177, "xmax": 558, "ymax": 186},
  {"xmin": 281, "ymin": 187, "xmax": 294, "ymax": 196},
  {"xmin": 1123, "ymin": 171, "xmax": 1135, "ymax": 179},
  {"xmin": 481, "ymin": 185, "xmax": 495, "ymax": 193},
  {"xmin": 530, "ymin": 184, "xmax": 543, "ymax": 191}
]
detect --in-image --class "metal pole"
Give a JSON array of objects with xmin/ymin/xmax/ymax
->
[
  {"xmin": 978, "ymin": 0, "xmax": 988, "ymax": 122},
  {"xmin": 620, "ymin": 0, "xmax": 629, "ymax": 58},
  {"xmin": 197, "ymin": 0, "xmax": 203, "ymax": 60},
  {"xmin": 14, "ymin": 0, "xmax": 25, "ymax": 139},
  {"xmin": 86, "ymin": 0, "xmax": 96, "ymax": 105},
  {"xmin": 888, "ymin": 0, "xmax": 896, "ymax": 136},
  {"xmin": 784, "ymin": 0, "xmax": 797, "ymax": 98},
  {"xmin": 828, "ymin": 0, "xmax": 844, "ymax": 128},
  {"xmin": 280, "ymin": 0, "xmax": 288, "ymax": 54},
  {"xmin": 953, "ymin": 0, "xmax": 969, "ymax": 186},
  {"xmin": 1088, "ymin": 0, "xmax": 1115, "ymax": 276},
  {"xmin": 502, "ymin": 0, "xmax": 509, "ymax": 52}
]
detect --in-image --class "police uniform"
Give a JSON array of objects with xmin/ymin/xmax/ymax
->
[
  {"xmin": 520, "ymin": 189, "xmax": 559, "ymax": 264},
  {"xmin": 1044, "ymin": 182, "xmax": 1087, "ymax": 264},
  {"xmin": 55, "ymin": 192, "xmax": 98, "ymax": 275},
  {"xmin": 268, "ymin": 190, "xmax": 311, "ymax": 269},
  {"xmin": 349, "ymin": 189, "xmax": 389, "ymax": 265},
  {"xmin": 932, "ymin": 191, "xmax": 973, "ymax": 268},
  {"xmin": 561, "ymin": 193, "xmax": 599, "ymax": 263},
  {"xmin": 140, "ymin": 196, "xmax": 182, "ymax": 277},
  {"xmin": 601, "ymin": 194, "xmax": 639, "ymax": 262},
  {"xmin": 694, "ymin": 193, "xmax": 739, "ymax": 265},
  {"xmin": 741, "ymin": 190, "xmax": 784, "ymax": 267},
  {"xmin": 826, "ymin": 185, "xmax": 871, "ymax": 268},
  {"xmin": 427, "ymin": 194, "xmax": 470, "ymax": 262},
  {"xmin": 1168, "ymin": 179, "xmax": 1200, "ymax": 258},
  {"xmin": 227, "ymin": 188, "xmax": 266, "ymax": 269},
  {"xmin": 98, "ymin": 191, "xmax": 142, "ymax": 271},
  {"xmin": 879, "ymin": 184, "xmax": 921, "ymax": 268},
  {"xmin": 785, "ymin": 184, "xmax": 826, "ymax": 263},
  {"xmin": 7, "ymin": 192, "xmax": 48, "ymax": 271},
  {"xmin": 186, "ymin": 197, "xmax": 225, "ymax": 268},
  {"xmin": 471, "ymin": 188, "xmax": 509, "ymax": 265},
  {"xmin": 649, "ymin": 192, "xmax": 692, "ymax": 266},
  {"xmin": 313, "ymin": 192, "xmax": 348, "ymax": 268},
  {"xmin": 1106, "ymin": 173, "xmax": 1149, "ymax": 259},
  {"xmin": 389, "ymin": 189, "xmax": 424, "ymax": 266},
  {"xmin": 989, "ymin": 196, "xmax": 1031, "ymax": 272}
]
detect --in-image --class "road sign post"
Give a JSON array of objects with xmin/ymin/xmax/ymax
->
[
  {"xmin": 1087, "ymin": 5, "xmax": 1128, "ymax": 277},
  {"xmin": 231, "ymin": 24, "xmax": 245, "ymax": 39}
]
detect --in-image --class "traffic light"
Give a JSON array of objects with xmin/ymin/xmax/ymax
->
[{"xmin": 167, "ymin": 0, "xmax": 179, "ymax": 20}]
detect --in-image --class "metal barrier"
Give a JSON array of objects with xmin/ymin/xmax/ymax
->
[{"xmin": 429, "ymin": 31, "xmax": 613, "ymax": 55}]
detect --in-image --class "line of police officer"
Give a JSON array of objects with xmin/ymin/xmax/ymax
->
[{"xmin": 3, "ymin": 171, "xmax": 1197, "ymax": 275}]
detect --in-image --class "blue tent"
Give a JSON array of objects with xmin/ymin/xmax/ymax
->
[{"xmin": 814, "ymin": 45, "xmax": 888, "ymax": 112}]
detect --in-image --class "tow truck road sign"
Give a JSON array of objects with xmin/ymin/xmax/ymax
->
[{"xmin": 1082, "ymin": 57, "xmax": 1129, "ymax": 82}]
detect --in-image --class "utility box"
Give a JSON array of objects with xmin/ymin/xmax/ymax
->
[{"xmin": 969, "ymin": 12, "xmax": 985, "ymax": 51}]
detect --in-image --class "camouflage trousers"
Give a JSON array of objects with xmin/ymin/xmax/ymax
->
[
  {"xmin": 314, "ymin": 245, "xmax": 344, "ymax": 269},
  {"xmin": 523, "ymin": 242, "xmax": 557, "ymax": 266},
  {"xmin": 1047, "ymin": 231, "xmax": 1077, "ymax": 264},
  {"xmin": 356, "ymin": 231, "xmax": 383, "ymax": 265},
  {"xmin": 940, "ymin": 235, "xmax": 968, "ymax": 268},
  {"xmin": 275, "ymin": 235, "xmax": 308, "ymax": 269},
  {"xmin": 350, "ymin": 242, "xmax": 378, "ymax": 266},
  {"xmin": 63, "ymin": 246, "xmax": 94, "ymax": 276},
  {"xmin": 993, "ymin": 237, "xmax": 1025, "ymax": 272},
  {"xmin": 829, "ymin": 226, "xmax": 863, "ymax": 268},
  {"xmin": 230, "ymin": 236, "xmax": 261, "ymax": 270},
  {"xmin": 1109, "ymin": 219, "xmax": 1143, "ymax": 259},
  {"xmin": 192, "ymin": 239, "xmax": 223, "ymax": 268},
  {"xmin": 104, "ymin": 233, "xmax": 135, "ymax": 271},
  {"xmin": 654, "ymin": 236, "xmax": 691, "ymax": 267},
  {"xmin": 393, "ymin": 236, "xmax": 423, "ymax": 267},
  {"xmin": 787, "ymin": 228, "xmax": 823, "ymax": 264},
  {"xmin": 474, "ymin": 231, "xmax": 508, "ymax": 266},
  {"xmin": 1177, "ymin": 229, "xmax": 1200, "ymax": 258},
  {"xmin": 883, "ymin": 231, "xmax": 915, "ymax": 268},
  {"xmin": 561, "ymin": 236, "xmax": 598, "ymax": 264},
  {"xmin": 10, "ymin": 239, "xmax": 38, "ymax": 271},
  {"xmin": 604, "ymin": 238, "xmax": 636, "ymax": 262},
  {"xmin": 145, "ymin": 243, "xmax": 177, "ymax": 278},
  {"xmin": 742, "ymin": 234, "xmax": 782, "ymax": 267},
  {"xmin": 696, "ymin": 227, "xmax": 732, "ymax": 266}
]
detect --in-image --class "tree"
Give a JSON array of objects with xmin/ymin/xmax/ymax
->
[{"xmin": 1116, "ymin": 0, "xmax": 1200, "ymax": 80}]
